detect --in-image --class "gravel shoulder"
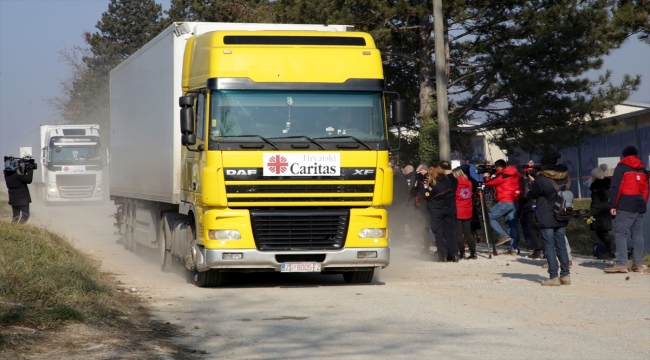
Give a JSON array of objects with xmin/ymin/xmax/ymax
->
[{"xmin": 3, "ymin": 188, "xmax": 649, "ymax": 359}]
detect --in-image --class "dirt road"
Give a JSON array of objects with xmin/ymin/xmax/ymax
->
[{"xmin": 19, "ymin": 195, "xmax": 650, "ymax": 359}]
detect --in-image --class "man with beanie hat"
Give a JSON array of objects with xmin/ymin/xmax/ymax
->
[
  {"xmin": 527, "ymin": 152, "xmax": 572, "ymax": 286},
  {"xmin": 591, "ymin": 164, "xmax": 607, "ymax": 180},
  {"xmin": 604, "ymin": 146, "xmax": 649, "ymax": 273}
]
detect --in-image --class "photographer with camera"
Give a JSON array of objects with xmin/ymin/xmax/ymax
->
[
  {"xmin": 521, "ymin": 162, "xmax": 543, "ymax": 258},
  {"xmin": 483, "ymin": 159, "xmax": 522, "ymax": 254},
  {"xmin": 3, "ymin": 156, "xmax": 35, "ymax": 224},
  {"xmin": 527, "ymin": 152, "xmax": 571, "ymax": 286},
  {"xmin": 401, "ymin": 164, "xmax": 429, "ymax": 249}
]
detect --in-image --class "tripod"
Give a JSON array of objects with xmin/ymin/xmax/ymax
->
[{"xmin": 477, "ymin": 183, "xmax": 498, "ymax": 258}]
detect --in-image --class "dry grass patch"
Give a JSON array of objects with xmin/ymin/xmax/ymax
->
[{"xmin": 0, "ymin": 192, "xmax": 202, "ymax": 359}]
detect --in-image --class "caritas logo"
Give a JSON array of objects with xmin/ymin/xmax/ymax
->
[{"xmin": 263, "ymin": 153, "xmax": 340, "ymax": 177}]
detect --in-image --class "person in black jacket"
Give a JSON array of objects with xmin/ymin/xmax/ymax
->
[
  {"xmin": 604, "ymin": 146, "xmax": 649, "ymax": 273},
  {"xmin": 422, "ymin": 164, "xmax": 459, "ymax": 262},
  {"xmin": 589, "ymin": 164, "xmax": 613, "ymax": 259},
  {"xmin": 520, "ymin": 170, "xmax": 543, "ymax": 259},
  {"xmin": 3, "ymin": 164, "xmax": 34, "ymax": 224},
  {"xmin": 527, "ymin": 152, "xmax": 571, "ymax": 286}
]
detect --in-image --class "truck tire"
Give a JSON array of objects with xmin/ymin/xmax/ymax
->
[
  {"xmin": 342, "ymin": 269, "xmax": 374, "ymax": 284},
  {"xmin": 194, "ymin": 269, "xmax": 225, "ymax": 288},
  {"xmin": 123, "ymin": 203, "xmax": 134, "ymax": 251},
  {"xmin": 159, "ymin": 216, "xmax": 173, "ymax": 273},
  {"xmin": 124, "ymin": 224, "xmax": 134, "ymax": 251}
]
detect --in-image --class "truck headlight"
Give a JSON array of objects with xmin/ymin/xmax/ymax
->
[
  {"xmin": 208, "ymin": 230, "xmax": 241, "ymax": 240},
  {"xmin": 358, "ymin": 228, "xmax": 386, "ymax": 238},
  {"xmin": 95, "ymin": 184, "xmax": 103, "ymax": 194},
  {"xmin": 48, "ymin": 184, "xmax": 58, "ymax": 194}
]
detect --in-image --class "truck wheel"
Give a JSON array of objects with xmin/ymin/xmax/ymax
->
[
  {"xmin": 342, "ymin": 269, "xmax": 374, "ymax": 284},
  {"xmin": 159, "ymin": 216, "xmax": 173, "ymax": 273},
  {"xmin": 118, "ymin": 206, "xmax": 126, "ymax": 235},
  {"xmin": 124, "ymin": 224, "xmax": 134, "ymax": 251},
  {"xmin": 194, "ymin": 269, "xmax": 225, "ymax": 288},
  {"xmin": 123, "ymin": 204, "xmax": 134, "ymax": 251}
]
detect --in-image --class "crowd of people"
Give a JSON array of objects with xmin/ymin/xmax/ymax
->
[{"xmin": 389, "ymin": 145, "xmax": 649, "ymax": 285}]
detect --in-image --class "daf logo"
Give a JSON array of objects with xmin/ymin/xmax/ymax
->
[
  {"xmin": 226, "ymin": 169, "xmax": 257, "ymax": 176},
  {"xmin": 353, "ymin": 169, "xmax": 374, "ymax": 175}
]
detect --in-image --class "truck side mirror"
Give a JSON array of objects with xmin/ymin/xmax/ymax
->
[
  {"xmin": 180, "ymin": 95, "xmax": 195, "ymax": 134},
  {"xmin": 102, "ymin": 147, "xmax": 110, "ymax": 165},
  {"xmin": 182, "ymin": 134, "xmax": 196, "ymax": 146},
  {"xmin": 41, "ymin": 147, "xmax": 47, "ymax": 165},
  {"xmin": 391, "ymin": 99, "xmax": 407, "ymax": 124}
]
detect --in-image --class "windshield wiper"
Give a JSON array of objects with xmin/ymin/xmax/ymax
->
[
  {"xmin": 312, "ymin": 136, "xmax": 371, "ymax": 150},
  {"xmin": 217, "ymin": 135, "xmax": 278, "ymax": 150},
  {"xmin": 268, "ymin": 135, "xmax": 325, "ymax": 150}
]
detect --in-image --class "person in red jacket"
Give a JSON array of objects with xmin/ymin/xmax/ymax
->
[
  {"xmin": 604, "ymin": 146, "xmax": 649, "ymax": 273},
  {"xmin": 453, "ymin": 168, "xmax": 477, "ymax": 259},
  {"xmin": 483, "ymin": 159, "xmax": 522, "ymax": 254}
]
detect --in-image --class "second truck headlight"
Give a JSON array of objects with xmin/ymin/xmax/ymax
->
[
  {"xmin": 358, "ymin": 228, "xmax": 386, "ymax": 238},
  {"xmin": 48, "ymin": 184, "xmax": 58, "ymax": 195},
  {"xmin": 208, "ymin": 230, "xmax": 241, "ymax": 240}
]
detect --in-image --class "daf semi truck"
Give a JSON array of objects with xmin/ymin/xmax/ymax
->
[
  {"xmin": 31, "ymin": 124, "xmax": 108, "ymax": 203},
  {"xmin": 109, "ymin": 22, "xmax": 406, "ymax": 287}
]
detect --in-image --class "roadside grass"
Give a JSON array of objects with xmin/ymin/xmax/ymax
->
[
  {"xmin": 0, "ymin": 192, "xmax": 11, "ymax": 219},
  {"xmin": 566, "ymin": 217, "xmax": 596, "ymax": 256},
  {"xmin": 572, "ymin": 198, "xmax": 591, "ymax": 211},
  {"xmin": 0, "ymin": 192, "xmax": 201, "ymax": 358},
  {"xmin": 0, "ymin": 192, "xmax": 130, "ymax": 350},
  {"xmin": 566, "ymin": 199, "xmax": 606, "ymax": 256}
]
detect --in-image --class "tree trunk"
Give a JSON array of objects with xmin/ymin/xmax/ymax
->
[{"xmin": 417, "ymin": 14, "xmax": 434, "ymax": 120}]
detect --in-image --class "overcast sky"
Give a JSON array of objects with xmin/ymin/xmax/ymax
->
[{"xmin": 1, "ymin": 0, "xmax": 649, "ymax": 157}]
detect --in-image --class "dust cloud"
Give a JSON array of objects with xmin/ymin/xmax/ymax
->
[{"xmin": 376, "ymin": 203, "xmax": 434, "ymax": 283}]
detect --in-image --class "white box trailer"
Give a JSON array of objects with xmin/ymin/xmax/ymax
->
[
  {"xmin": 31, "ymin": 124, "xmax": 107, "ymax": 203},
  {"xmin": 109, "ymin": 22, "xmax": 351, "ymax": 204},
  {"xmin": 18, "ymin": 147, "xmax": 32, "ymax": 157}
]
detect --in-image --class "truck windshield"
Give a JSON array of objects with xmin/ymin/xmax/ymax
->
[
  {"xmin": 50, "ymin": 146, "xmax": 101, "ymax": 163},
  {"xmin": 209, "ymin": 91, "xmax": 385, "ymax": 142}
]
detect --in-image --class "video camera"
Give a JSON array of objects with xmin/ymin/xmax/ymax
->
[
  {"xmin": 476, "ymin": 165, "xmax": 496, "ymax": 176},
  {"xmin": 4, "ymin": 156, "xmax": 37, "ymax": 175},
  {"xmin": 409, "ymin": 171, "xmax": 428, "ymax": 197},
  {"xmin": 523, "ymin": 164, "xmax": 542, "ymax": 178}
]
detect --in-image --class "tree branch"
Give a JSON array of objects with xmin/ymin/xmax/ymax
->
[
  {"xmin": 452, "ymin": 72, "xmax": 496, "ymax": 120},
  {"xmin": 447, "ymin": 70, "xmax": 488, "ymax": 88},
  {"xmin": 382, "ymin": 51, "xmax": 425, "ymax": 65}
]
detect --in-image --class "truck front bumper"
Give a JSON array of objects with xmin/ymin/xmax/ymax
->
[{"xmin": 194, "ymin": 246, "xmax": 389, "ymax": 272}]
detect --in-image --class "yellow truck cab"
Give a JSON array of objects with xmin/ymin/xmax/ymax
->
[{"xmin": 110, "ymin": 22, "xmax": 406, "ymax": 287}]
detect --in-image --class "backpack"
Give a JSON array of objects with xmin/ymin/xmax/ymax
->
[{"xmin": 549, "ymin": 178, "xmax": 573, "ymax": 221}]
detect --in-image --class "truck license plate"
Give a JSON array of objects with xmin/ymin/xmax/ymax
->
[{"xmin": 281, "ymin": 263, "xmax": 321, "ymax": 273}]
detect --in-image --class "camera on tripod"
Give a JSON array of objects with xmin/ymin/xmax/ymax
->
[
  {"xmin": 476, "ymin": 181, "xmax": 487, "ymax": 192},
  {"xmin": 523, "ymin": 164, "xmax": 542, "ymax": 178},
  {"xmin": 4, "ymin": 156, "xmax": 37, "ymax": 175}
]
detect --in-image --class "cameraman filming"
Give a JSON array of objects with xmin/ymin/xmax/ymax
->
[
  {"xmin": 3, "ymin": 156, "xmax": 35, "ymax": 224},
  {"xmin": 483, "ymin": 159, "xmax": 522, "ymax": 254}
]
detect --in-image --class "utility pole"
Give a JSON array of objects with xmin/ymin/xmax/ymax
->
[{"xmin": 433, "ymin": 0, "xmax": 450, "ymax": 161}]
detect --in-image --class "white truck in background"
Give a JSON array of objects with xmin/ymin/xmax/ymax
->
[{"xmin": 31, "ymin": 124, "xmax": 108, "ymax": 203}]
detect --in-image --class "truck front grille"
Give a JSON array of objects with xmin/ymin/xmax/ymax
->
[
  {"xmin": 223, "ymin": 167, "xmax": 376, "ymax": 206},
  {"xmin": 250, "ymin": 209, "xmax": 349, "ymax": 251},
  {"xmin": 56, "ymin": 174, "xmax": 95, "ymax": 198},
  {"xmin": 226, "ymin": 184, "xmax": 374, "ymax": 193}
]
